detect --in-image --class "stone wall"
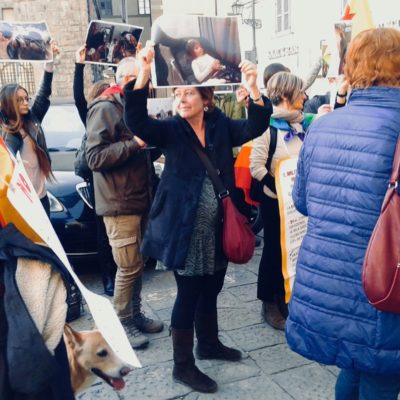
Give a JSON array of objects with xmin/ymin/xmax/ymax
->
[{"xmin": 2, "ymin": 0, "xmax": 93, "ymax": 99}]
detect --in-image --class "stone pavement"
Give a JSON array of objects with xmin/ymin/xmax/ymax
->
[{"xmin": 73, "ymin": 246, "xmax": 339, "ymax": 400}]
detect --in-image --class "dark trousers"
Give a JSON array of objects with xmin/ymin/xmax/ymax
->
[
  {"xmin": 335, "ymin": 369, "xmax": 400, "ymax": 400},
  {"xmin": 257, "ymin": 195, "xmax": 284, "ymax": 303},
  {"xmin": 171, "ymin": 268, "xmax": 227, "ymax": 329}
]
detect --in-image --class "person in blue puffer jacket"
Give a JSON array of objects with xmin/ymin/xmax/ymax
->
[{"xmin": 286, "ymin": 28, "xmax": 400, "ymax": 400}]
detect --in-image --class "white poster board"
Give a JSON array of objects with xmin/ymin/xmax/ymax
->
[
  {"xmin": 275, "ymin": 157, "xmax": 308, "ymax": 302},
  {"xmin": 6, "ymin": 153, "xmax": 141, "ymax": 368}
]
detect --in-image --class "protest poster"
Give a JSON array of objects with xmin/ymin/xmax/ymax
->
[
  {"xmin": 151, "ymin": 15, "xmax": 242, "ymax": 88},
  {"xmin": 325, "ymin": 20, "xmax": 353, "ymax": 78},
  {"xmin": 85, "ymin": 20, "xmax": 143, "ymax": 66},
  {"xmin": 275, "ymin": 157, "xmax": 308, "ymax": 303},
  {"xmin": 4, "ymin": 151, "xmax": 141, "ymax": 368},
  {"xmin": 0, "ymin": 20, "xmax": 52, "ymax": 62}
]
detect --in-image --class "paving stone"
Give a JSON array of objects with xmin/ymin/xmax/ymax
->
[
  {"xmin": 250, "ymin": 344, "xmax": 312, "ymax": 375},
  {"xmin": 203, "ymin": 357, "xmax": 260, "ymax": 384},
  {"xmin": 120, "ymin": 363, "xmax": 191, "ymax": 400},
  {"xmin": 77, "ymin": 380, "xmax": 121, "ymax": 399},
  {"xmin": 272, "ymin": 363, "xmax": 336, "ymax": 400},
  {"xmin": 156, "ymin": 307, "xmax": 173, "ymax": 323},
  {"xmin": 143, "ymin": 270, "xmax": 177, "ymax": 291},
  {"xmin": 218, "ymin": 300, "xmax": 263, "ymax": 331},
  {"xmin": 226, "ymin": 283, "xmax": 258, "ymax": 303},
  {"xmin": 226, "ymin": 323, "xmax": 285, "ymax": 352},
  {"xmin": 136, "ymin": 336, "xmax": 173, "ymax": 367},
  {"xmin": 224, "ymin": 267, "xmax": 258, "ymax": 287},
  {"xmin": 144, "ymin": 286, "xmax": 177, "ymax": 310},
  {"xmin": 217, "ymin": 289, "xmax": 243, "ymax": 308},
  {"xmin": 190, "ymin": 375, "xmax": 293, "ymax": 400}
]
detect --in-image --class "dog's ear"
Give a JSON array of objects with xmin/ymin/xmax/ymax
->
[{"xmin": 64, "ymin": 323, "xmax": 83, "ymax": 349}]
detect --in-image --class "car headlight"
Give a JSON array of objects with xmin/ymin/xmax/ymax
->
[{"xmin": 47, "ymin": 191, "xmax": 65, "ymax": 212}]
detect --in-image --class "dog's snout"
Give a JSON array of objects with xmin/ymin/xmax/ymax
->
[{"xmin": 120, "ymin": 367, "xmax": 131, "ymax": 377}]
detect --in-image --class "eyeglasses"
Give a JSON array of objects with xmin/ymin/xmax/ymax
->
[{"xmin": 17, "ymin": 96, "xmax": 31, "ymax": 104}]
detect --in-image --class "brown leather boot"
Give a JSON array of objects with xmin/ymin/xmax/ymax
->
[
  {"xmin": 195, "ymin": 311, "xmax": 242, "ymax": 361},
  {"xmin": 262, "ymin": 301, "xmax": 286, "ymax": 331},
  {"xmin": 171, "ymin": 327, "xmax": 218, "ymax": 393}
]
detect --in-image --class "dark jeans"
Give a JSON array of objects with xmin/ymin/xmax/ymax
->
[
  {"xmin": 171, "ymin": 268, "xmax": 227, "ymax": 329},
  {"xmin": 257, "ymin": 195, "xmax": 284, "ymax": 303},
  {"xmin": 335, "ymin": 369, "xmax": 400, "ymax": 400}
]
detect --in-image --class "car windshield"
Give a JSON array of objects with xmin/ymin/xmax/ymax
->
[
  {"xmin": 42, "ymin": 104, "xmax": 85, "ymax": 151},
  {"xmin": 42, "ymin": 103, "xmax": 85, "ymax": 171}
]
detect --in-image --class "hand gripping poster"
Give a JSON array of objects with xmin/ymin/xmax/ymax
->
[{"xmin": 275, "ymin": 158, "xmax": 308, "ymax": 303}]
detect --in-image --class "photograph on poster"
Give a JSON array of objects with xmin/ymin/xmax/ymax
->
[
  {"xmin": 85, "ymin": 20, "xmax": 143, "ymax": 66},
  {"xmin": 334, "ymin": 21, "xmax": 352, "ymax": 75},
  {"xmin": 323, "ymin": 21, "xmax": 352, "ymax": 78},
  {"xmin": 151, "ymin": 15, "xmax": 242, "ymax": 88},
  {"xmin": 0, "ymin": 21, "xmax": 52, "ymax": 62},
  {"xmin": 147, "ymin": 97, "xmax": 174, "ymax": 119}
]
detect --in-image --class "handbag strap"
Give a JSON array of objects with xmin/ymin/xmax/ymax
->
[
  {"xmin": 389, "ymin": 136, "xmax": 400, "ymax": 186},
  {"xmin": 188, "ymin": 134, "xmax": 229, "ymax": 198}
]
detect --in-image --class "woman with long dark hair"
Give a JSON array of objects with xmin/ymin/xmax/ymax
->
[{"xmin": 0, "ymin": 43, "xmax": 59, "ymax": 216}]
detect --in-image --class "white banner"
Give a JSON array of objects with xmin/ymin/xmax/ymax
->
[
  {"xmin": 7, "ymin": 153, "xmax": 141, "ymax": 368},
  {"xmin": 275, "ymin": 158, "xmax": 308, "ymax": 303}
]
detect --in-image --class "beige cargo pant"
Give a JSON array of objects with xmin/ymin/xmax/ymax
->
[{"xmin": 103, "ymin": 214, "xmax": 146, "ymax": 321}]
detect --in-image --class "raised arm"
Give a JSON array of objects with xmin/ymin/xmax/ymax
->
[
  {"xmin": 73, "ymin": 45, "xmax": 88, "ymax": 125},
  {"xmin": 226, "ymin": 60, "xmax": 272, "ymax": 146},
  {"xmin": 123, "ymin": 43, "xmax": 169, "ymax": 147},
  {"xmin": 31, "ymin": 42, "xmax": 60, "ymax": 122}
]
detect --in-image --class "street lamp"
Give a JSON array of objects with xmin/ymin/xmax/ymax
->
[{"xmin": 231, "ymin": 0, "xmax": 261, "ymax": 63}]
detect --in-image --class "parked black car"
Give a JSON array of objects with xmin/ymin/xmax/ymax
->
[{"xmin": 42, "ymin": 102, "xmax": 98, "ymax": 264}]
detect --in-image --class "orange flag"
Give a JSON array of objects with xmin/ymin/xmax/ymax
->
[
  {"xmin": 234, "ymin": 141, "xmax": 259, "ymax": 206},
  {"xmin": 341, "ymin": 0, "xmax": 374, "ymax": 38}
]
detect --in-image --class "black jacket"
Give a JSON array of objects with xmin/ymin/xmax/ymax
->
[
  {"xmin": 124, "ymin": 83, "xmax": 272, "ymax": 269},
  {"xmin": 0, "ymin": 224, "xmax": 74, "ymax": 399},
  {"xmin": 1, "ymin": 71, "xmax": 53, "ymax": 164}
]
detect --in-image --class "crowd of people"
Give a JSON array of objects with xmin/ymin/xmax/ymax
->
[{"xmin": 0, "ymin": 26, "xmax": 399, "ymax": 400}]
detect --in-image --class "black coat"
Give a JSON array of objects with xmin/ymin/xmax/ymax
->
[
  {"xmin": 0, "ymin": 224, "xmax": 74, "ymax": 399},
  {"xmin": 124, "ymin": 84, "xmax": 272, "ymax": 269}
]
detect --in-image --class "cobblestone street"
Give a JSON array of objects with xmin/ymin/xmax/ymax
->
[{"xmin": 73, "ymin": 247, "xmax": 338, "ymax": 400}]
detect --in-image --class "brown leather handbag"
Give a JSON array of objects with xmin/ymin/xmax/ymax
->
[{"xmin": 362, "ymin": 137, "xmax": 400, "ymax": 313}]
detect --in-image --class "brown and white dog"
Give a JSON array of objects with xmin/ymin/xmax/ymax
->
[{"xmin": 63, "ymin": 324, "xmax": 131, "ymax": 394}]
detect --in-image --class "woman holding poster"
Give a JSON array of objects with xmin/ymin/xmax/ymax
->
[
  {"xmin": 0, "ymin": 43, "xmax": 59, "ymax": 216},
  {"xmin": 124, "ymin": 43, "xmax": 272, "ymax": 393},
  {"xmin": 250, "ymin": 71, "xmax": 309, "ymax": 331},
  {"xmin": 286, "ymin": 28, "xmax": 400, "ymax": 399}
]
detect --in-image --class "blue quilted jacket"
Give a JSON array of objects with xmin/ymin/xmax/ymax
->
[{"xmin": 286, "ymin": 86, "xmax": 400, "ymax": 374}]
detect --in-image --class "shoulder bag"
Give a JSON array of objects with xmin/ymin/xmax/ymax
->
[
  {"xmin": 362, "ymin": 137, "xmax": 400, "ymax": 313},
  {"xmin": 190, "ymin": 140, "xmax": 256, "ymax": 264}
]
